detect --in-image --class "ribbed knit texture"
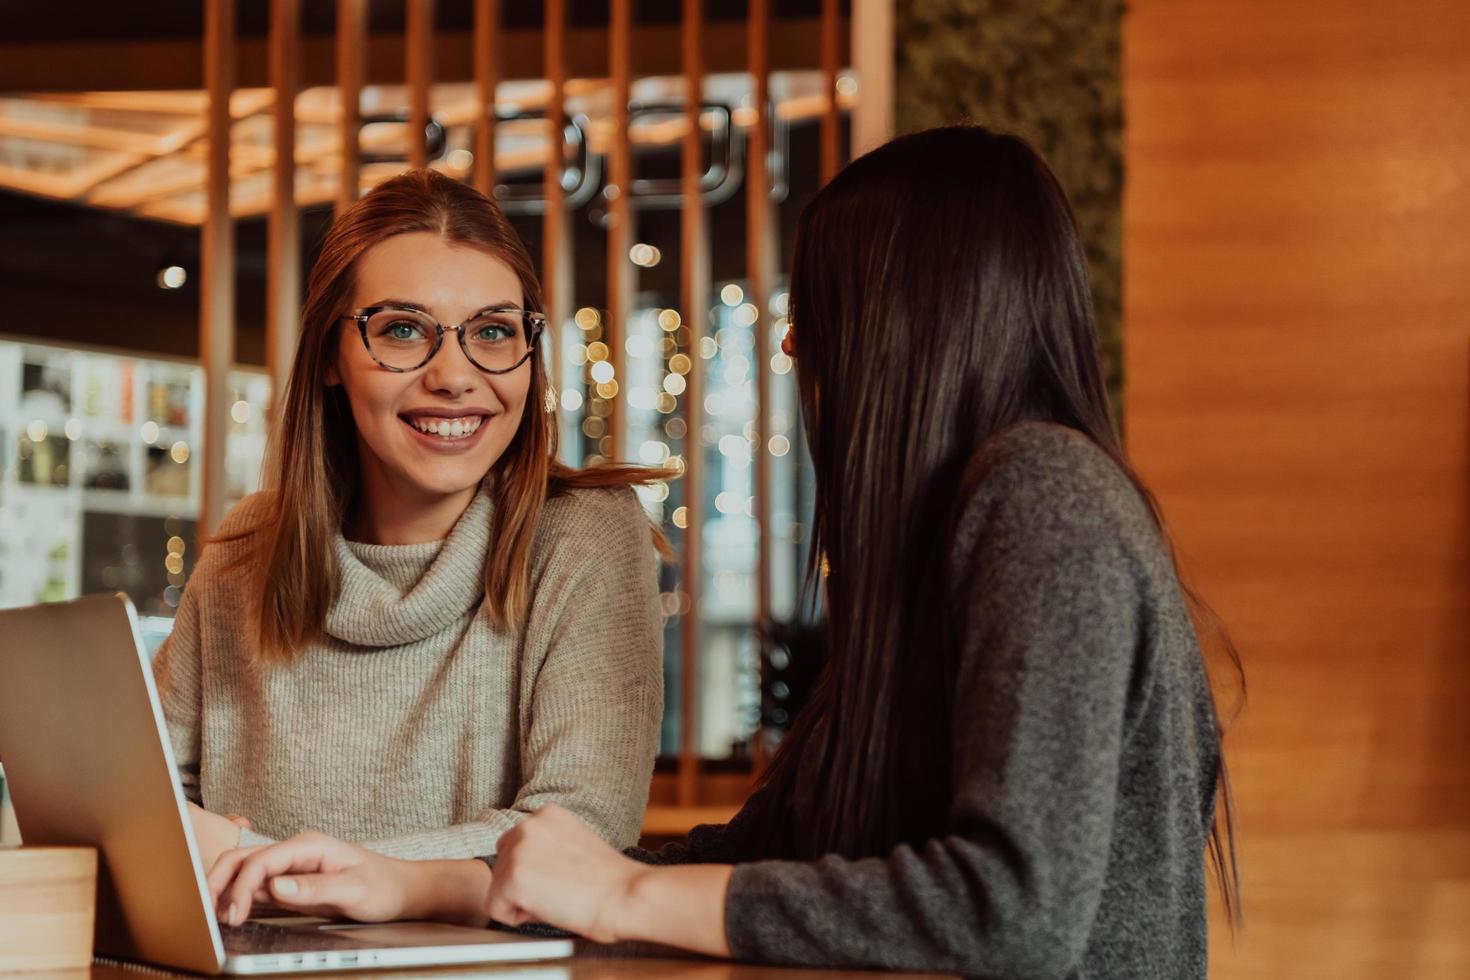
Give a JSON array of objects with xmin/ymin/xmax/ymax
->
[
  {"xmin": 153, "ymin": 483, "xmax": 664, "ymax": 860},
  {"xmin": 632, "ymin": 423, "xmax": 1220, "ymax": 978}
]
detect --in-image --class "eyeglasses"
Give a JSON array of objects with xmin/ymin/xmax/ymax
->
[{"xmin": 342, "ymin": 306, "xmax": 546, "ymax": 374}]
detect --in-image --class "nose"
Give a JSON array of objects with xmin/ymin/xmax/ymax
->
[{"xmin": 420, "ymin": 328, "xmax": 481, "ymax": 397}]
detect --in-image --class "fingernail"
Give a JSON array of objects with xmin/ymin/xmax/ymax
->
[
  {"xmin": 274, "ymin": 877, "xmax": 298, "ymax": 896},
  {"xmin": 225, "ymin": 903, "xmax": 237, "ymax": 925}
]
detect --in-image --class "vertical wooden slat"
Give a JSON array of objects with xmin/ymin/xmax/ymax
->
[
  {"xmin": 200, "ymin": 0, "xmax": 235, "ymax": 538},
  {"xmin": 336, "ymin": 0, "xmax": 366, "ymax": 212},
  {"xmin": 748, "ymin": 0, "xmax": 773, "ymax": 673},
  {"xmin": 677, "ymin": 0, "xmax": 708, "ymax": 807},
  {"xmin": 606, "ymin": 0, "xmax": 633, "ymax": 462},
  {"xmin": 851, "ymin": 0, "xmax": 894, "ymax": 156},
  {"xmin": 820, "ymin": 0, "xmax": 841, "ymax": 181},
  {"xmin": 472, "ymin": 0, "xmax": 500, "ymax": 194},
  {"xmin": 407, "ymin": 0, "xmax": 435, "ymax": 169},
  {"xmin": 268, "ymin": 0, "xmax": 300, "ymax": 398},
  {"xmin": 542, "ymin": 0, "xmax": 568, "ymax": 397}
]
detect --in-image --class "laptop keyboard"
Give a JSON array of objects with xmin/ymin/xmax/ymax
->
[{"xmin": 222, "ymin": 920, "xmax": 374, "ymax": 955}]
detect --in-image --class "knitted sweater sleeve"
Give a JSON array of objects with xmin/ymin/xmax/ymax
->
[{"xmin": 709, "ymin": 437, "xmax": 1153, "ymax": 976}]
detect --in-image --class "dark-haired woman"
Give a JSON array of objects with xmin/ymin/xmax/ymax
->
[{"xmin": 208, "ymin": 126, "xmax": 1239, "ymax": 979}]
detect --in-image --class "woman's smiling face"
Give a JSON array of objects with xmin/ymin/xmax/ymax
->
[{"xmin": 328, "ymin": 231, "xmax": 533, "ymax": 505}]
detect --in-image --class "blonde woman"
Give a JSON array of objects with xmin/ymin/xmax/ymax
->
[{"xmin": 154, "ymin": 169, "xmax": 664, "ymax": 870}]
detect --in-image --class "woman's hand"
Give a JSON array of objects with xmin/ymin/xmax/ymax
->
[
  {"xmin": 206, "ymin": 831, "xmax": 491, "ymax": 928},
  {"xmin": 486, "ymin": 804, "xmax": 647, "ymax": 942},
  {"xmin": 489, "ymin": 805, "xmax": 733, "ymax": 956},
  {"xmin": 187, "ymin": 802, "xmax": 248, "ymax": 871}
]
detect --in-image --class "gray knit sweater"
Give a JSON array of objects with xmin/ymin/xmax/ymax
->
[
  {"xmin": 636, "ymin": 423, "xmax": 1222, "ymax": 979},
  {"xmin": 154, "ymin": 483, "xmax": 664, "ymax": 860}
]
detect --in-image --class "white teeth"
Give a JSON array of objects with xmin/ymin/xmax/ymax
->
[{"xmin": 408, "ymin": 415, "xmax": 483, "ymax": 439}]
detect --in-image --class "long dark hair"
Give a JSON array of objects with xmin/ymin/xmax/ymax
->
[{"xmin": 751, "ymin": 126, "xmax": 1241, "ymax": 920}]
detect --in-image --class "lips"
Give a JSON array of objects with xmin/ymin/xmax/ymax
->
[{"xmin": 399, "ymin": 412, "xmax": 490, "ymax": 441}]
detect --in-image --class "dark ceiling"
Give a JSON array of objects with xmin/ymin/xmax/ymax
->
[
  {"xmin": 0, "ymin": 1, "xmax": 833, "ymax": 42},
  {"xmin": 0, "ymin": 0, "xmax": 837, "ymax": 364}
]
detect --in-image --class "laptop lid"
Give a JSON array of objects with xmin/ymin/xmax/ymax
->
[{"xmin": 0, "ymin": 593, "xmax": 226, "ymax": 974}]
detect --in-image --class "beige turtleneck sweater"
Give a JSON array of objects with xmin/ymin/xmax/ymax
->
[{"xmin": 152, "ymin": 484, "xmax": 664, "ymax": 860}]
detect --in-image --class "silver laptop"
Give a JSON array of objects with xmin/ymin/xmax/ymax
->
[{"xmin": 0, "ymin": 593, "xmax": 573, "ymax": 975}]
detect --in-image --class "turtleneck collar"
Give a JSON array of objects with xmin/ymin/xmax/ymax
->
[{"xmin": 323, "ymin": 484, "xmax": 493, "ymax": 647}]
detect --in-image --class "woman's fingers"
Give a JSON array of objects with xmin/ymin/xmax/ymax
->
[
  {"xmin": 205, "ymin": 844, "xmax": 261, "ymax": 903},
  {"xmin": 268, "ymin": 872, "xmax": 367, "ymax": 916},
  {"xmin": 214, "ymin": 835, "xmax": 339, "ymax": 926}
]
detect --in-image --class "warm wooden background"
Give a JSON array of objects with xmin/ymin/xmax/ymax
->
[{"xmin": 1125, "ymin": 1, "xmax": 1470, "ymax": 976}]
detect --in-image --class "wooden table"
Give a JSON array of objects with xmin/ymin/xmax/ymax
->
[{"xmin": 89, "ymin": 942, "xmax": 955, "ymax": 979}]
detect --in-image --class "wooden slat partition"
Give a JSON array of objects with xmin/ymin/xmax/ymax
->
[
  {"xmin": 268, "ymin": 0, "xmax": 300, "ymax": 397},
  {"xmin": 471, "ymin": 0, "xmax": 499, "ymax": 194},
  {"xmin": 850, "ymin": 0, "xmax": 892, "ymax": 156},
  {"xmin": 199, "ymin": 0, "xmax": 234, "ymax": 538},
  {"xmin": 406, "ymin": 0, "xmax": 435, "ymax": 169},
  {"xmin": 676, "ymin": 0, "xmax": 709, "ymax": 807},
  {"xmin": 542, "ymin": 0, "xmax": 568, "ymax": 396},
  {"xmin": 335, "ymin": 0, "xmax": 366, "ymax": 212},
  {"xmin": 747, "ymin": 0, "xmax": 773, "ymax": 652},
  {"xmin": 605, "ymin": 0, "xmax": 633, "ymax": 462},
  {"xmin": 820, "ymin": 0, "xmax": 840, "ymax": 180}
]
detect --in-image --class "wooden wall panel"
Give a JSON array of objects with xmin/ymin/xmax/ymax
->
[{"xmin": 1125, "ymin": 2, "xmax": 1470, "ymax": 976}]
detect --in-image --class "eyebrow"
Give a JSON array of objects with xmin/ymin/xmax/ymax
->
[{"xmin": 365, "ymin": 299, "xmax": 523, "ymax": 319}]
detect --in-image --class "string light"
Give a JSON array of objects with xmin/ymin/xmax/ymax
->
[
  {"xmin": 658, "ymin": 309, "xmax": 682, "ymax": 332},
  {"xmin": 639, "ymin": 441, "xmax": 671, "ymax": 464},
  {"xmin": 25, "ymin": 420, "xmax": 47, "ymax": 442},
  {"xmin": 629, "ymin": 243, "xmax": 662, "ymax": 268},
  {"xmin": 663, "ymin": 374, "xmax": 687, "ymax": 396},
  {"xmin": 590, "ymin": 360, "xmax": 615, "ymax": 384},
  {"xmin": 561, "ymin": 389, "xmax": 584, "ymax": 412},
  {"xmin": 720, "ymin": 284, "xmax": 744, "ymax": 307},
  {"xmin": 141, "ymin": 421, "xmax": 160, "ymax": 444}
]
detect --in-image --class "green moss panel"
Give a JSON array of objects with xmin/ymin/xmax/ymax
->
[{"xmin": 894, "ymin": 0, "xmax": 1125, "ymax": 416}]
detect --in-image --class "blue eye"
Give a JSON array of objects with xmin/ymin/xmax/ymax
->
[
  {"xmin": 388, "ymin": 322, "xmax": 420, "ymax": 340},
  {"xmin": 474, "ymin": 323, "xmax": 514, "ymax": 342}
]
